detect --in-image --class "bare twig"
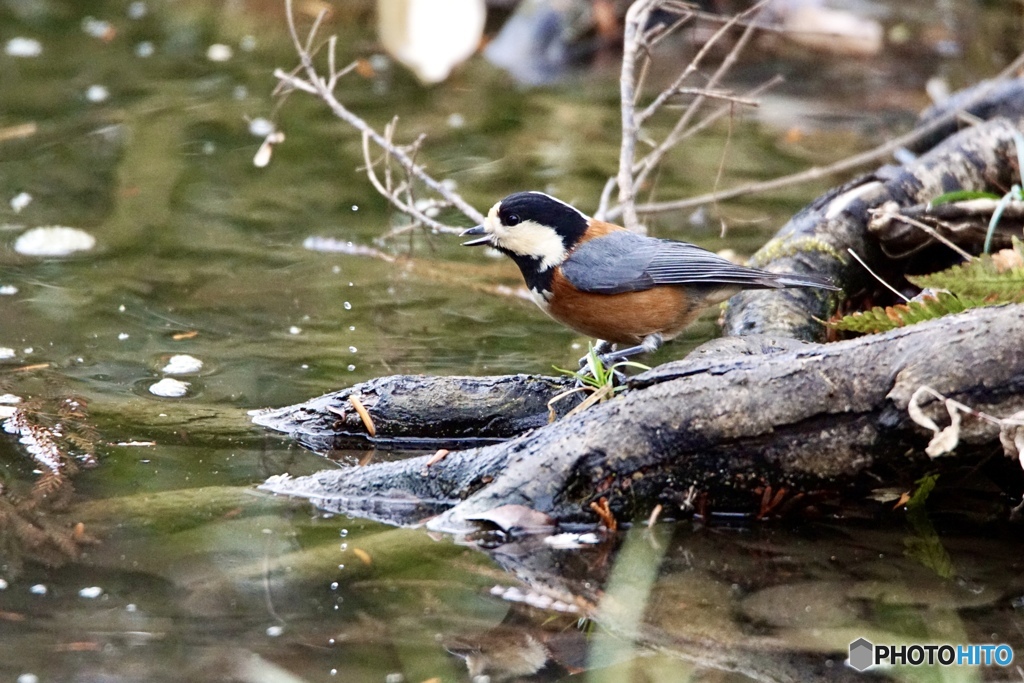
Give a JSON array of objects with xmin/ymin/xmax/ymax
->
[
  {"xmin": 603, "ymin": 0, "xmax": 768, "ymax": 227},
  {"xmin": 616, "ymin": 0, "xmax": 659, "ymax": 230},
  {"xmin": 631, "ymin": 2, "xmax": 766, "ymax": 199},
  {"xmin": 869, "ymin": 208, "xmax": 975, "ymax": 261},
  {"xmin": 847, "ymin": 248, "xmax": 910, "ymax": 302},
  {"xmin": 276, "ymin": 0, "xmax": 484, "ymax": 235},
  {"xmin": 625, "ymin": 49, "xmax": 1024, "ymax": 217}
]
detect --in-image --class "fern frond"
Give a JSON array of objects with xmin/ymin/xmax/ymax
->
[
  {"xmin": 831, "ymin": 291, "xmax": 982, "ymax": 333},
  {"xmin": 909, "ymin": 250, "xmax": 1024, "ymax": 299}
]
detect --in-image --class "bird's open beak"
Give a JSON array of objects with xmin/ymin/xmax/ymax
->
[{"xmin": 460, "ymin": 225, "xmax": 492, "ymax": 246}]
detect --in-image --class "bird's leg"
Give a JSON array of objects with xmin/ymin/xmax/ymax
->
[
  {"xmin": 598, "ymin": 333, "xmax": 663, "ymax": 365},
  {"xmin": 578, "ymin": 339, "xmax": 615, "ymax": 370}
]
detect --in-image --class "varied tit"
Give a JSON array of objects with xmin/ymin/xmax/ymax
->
[{"xmin": 461, "ymin": 191, "xmax": 839, "ymax": 362}]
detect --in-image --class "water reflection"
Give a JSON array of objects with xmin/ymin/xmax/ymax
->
[
  {"xmin": 3, "ymin": 502, "xmax": 1022, "ymax": 682},
  {"xmin": 2, "ymin": 0, "xmax": 1024, "ymax": 681}
]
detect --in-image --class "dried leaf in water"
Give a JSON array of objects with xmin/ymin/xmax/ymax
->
[{"xmin": 466, "ymin": 505, "xmax": 555, "ymax": 535}]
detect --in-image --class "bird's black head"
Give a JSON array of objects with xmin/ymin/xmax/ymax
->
[{"xmin": 461, "ymin": 192, "xmax": 590, "ymax": 271}]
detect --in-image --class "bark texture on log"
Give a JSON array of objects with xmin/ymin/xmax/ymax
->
[
  {"xmin": 261, "ymin": 304, "xmax": 1024, "ymax": 531},
  {"xmin": 251, "ymin": 374, "xmax": 576, "ymax": 450}
]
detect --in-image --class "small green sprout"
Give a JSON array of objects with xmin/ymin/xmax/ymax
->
[{"xmin": 547, "ymin": 344, "xmax": 650, "ymax": 421}]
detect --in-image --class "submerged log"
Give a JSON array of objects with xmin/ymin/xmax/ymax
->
[{"xmin": 261, "ymin": 303, "xmax": 1024, "ymax": 531}]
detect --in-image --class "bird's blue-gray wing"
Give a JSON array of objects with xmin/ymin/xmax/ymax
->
[
  {"xmin": 559, "ymin": 231, "xmax": 658, "ymax": 294},
  {"xmin": 561, "ymin": 232, "xmax": 835, "ymax": 294}
]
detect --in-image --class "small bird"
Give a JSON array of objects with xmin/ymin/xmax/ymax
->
[{"xmin": 462, "ymin": 192, "xmax": 839, "ymax": 363}]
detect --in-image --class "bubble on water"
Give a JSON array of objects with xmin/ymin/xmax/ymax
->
[
  {"xmin": 347, "ymin": 365, "xmax": 356, "ymax": 372},
  {"xmin": 29, "ymin": 584, "xmax": 47, "ymax": 595},
  {"xmin": 343, "ymin": 302, "xmax": 352, "ymax": 310},
  {"xmin": 118, "ymin": 333, "xmax": 130, "ymax": 341},
  {"xmin": 266, "ymin": 625, "xmax": 284, "ymax": 637},
  {"xmin": 17, "ymin": 674, "xmax": 39, "ymax": 683},
  {"xmin": 15, "ymin": 226, "xmax": 95, "ymax": 256},
  {"xmin": 0, "ymin": 285, "xmax": 18, "ymax": 295},
  {"xmin": 10, "ymin": 192, "xmax": 32, "ymax": 213},
  {"xmin": 79, "ymin": 586, "xmax": 103, "ymax": 599},
  {"xmin": 330, "ymin": 582, "xmax": 339, "ymax": 590},
  {"xmin": 207, "ymin": 43, "xmax": 233, "ymax": 62},
  {"xmin": 339, "ymin": 529, "xmax": 348, "ymax": 537},
  {"xmin": 82, "ymin": 17, "xmax": 114, "ymax": 39},
  {"xmin": 5, "ymin": 38, "xmax": 42, "ymax": 58},
  {"xmin": 340, "ymin": 543, "xmax": 348, "ymax": 551},
  {"xmin": 289, "ymin": 326, "xmax": 302, "ymax": 335},
  {"xmin": 135, "ymin": 41, "xmax": 155, "ymax": 58},
  {"xmin": 248, "ymin": 117, "xmax": 275, "ymax": 137},
  {"xmin": 127, "ymin": 1, "xmax": 147, "ymax": 19},
  {"xmin": 86, "ymin": 84, "xmax": 109, "ymax": 103},
  {"xmin": 348, "ymin": 347, "xmax": 357, "ymax": 353}
]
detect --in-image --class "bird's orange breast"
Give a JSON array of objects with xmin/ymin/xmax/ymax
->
[{"xmin": 547, "ymin": 269, "xmax": 700, "ymax": 344}]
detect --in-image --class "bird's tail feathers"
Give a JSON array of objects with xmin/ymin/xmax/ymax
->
[{"xmin": 769, "ymin": 272, "xmax": 840, "ymax": 291}]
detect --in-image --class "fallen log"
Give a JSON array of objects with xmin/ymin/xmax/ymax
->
[
  {"xmin": 261, "ymin": 303, "xmax": 1024, "ymax": 531},
  {"xmin": 251, "ymin": 373, "xmax": 577, "ymax": 451}
]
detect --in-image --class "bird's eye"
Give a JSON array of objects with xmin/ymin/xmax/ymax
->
[{"xmin": 505, "ymin": 213, "xmax": 521, "ymax": 226}]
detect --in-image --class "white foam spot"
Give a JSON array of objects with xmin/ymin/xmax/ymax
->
[
  {"xmin": 149, "ymin": 378, "xmax": 189, "ymax": 398},
  {"xmin": 14, "ymin": 226, "xmax": 95, "ymax": 256},
  {"xmin": 6, "ymin": 38, "xmax": 42, "ymax": 57},
  {"xmin": 161, "ymin": 354, "xmax": 203, "ymax": 375}
]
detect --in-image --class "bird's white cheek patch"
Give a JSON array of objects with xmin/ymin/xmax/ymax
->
[{"xmin": 497, "ymin": 220, "xmax": 567, "ymax": 271}]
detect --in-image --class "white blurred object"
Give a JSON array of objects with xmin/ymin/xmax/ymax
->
[
  {"xmin": 161, "ymin": 354, "xmax": 203, "ymax": 375},
  {"xmin": 926, "ymin": 76, "xmax": 950, "ymax": 104},
  {"xmin": 206, "ymin": 43, "xmax": 233, "ymax": 62},
  {"xmin": 14, "ymin": 226, "xmax": 96, "ymax": 256},
  {"xmin": 149, "ymin": 378, "xmax": 189, "ymax": 398},
  {"xmin": 5, "ymin": 37, "xmax": 42, "ymax": 57},
  {"xmin": 772, "ymin": 0, "xmax": 883, "ymax": 57},
  {"xmin": 377, "ymin": 0, "xmax": 486, "ymax": 84},
  {"xmin": 10, "ymin": 192, "xmax": 32, "ymax": 213}
]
